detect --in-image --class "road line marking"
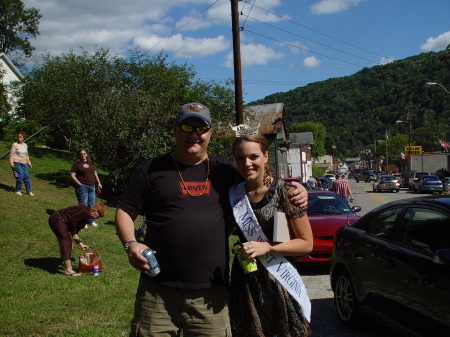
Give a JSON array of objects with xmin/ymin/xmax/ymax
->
[{"xmin": 359, "ymin": 182, "xmax": 388, "ymax": 204}]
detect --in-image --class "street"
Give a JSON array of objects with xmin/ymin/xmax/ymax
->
[{"xmin": 302, "ymin": 178, "xmax": 437, "ymax": 337}]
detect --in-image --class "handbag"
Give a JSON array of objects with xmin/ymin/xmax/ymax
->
[{"xmin": 78, "ymin": 247, "xmax": 103, "ymax": 273}]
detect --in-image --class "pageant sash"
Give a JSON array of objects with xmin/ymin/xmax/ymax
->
[{"xmin": 229, "ymin": 182, "xmax": 311, "ymax": 322}]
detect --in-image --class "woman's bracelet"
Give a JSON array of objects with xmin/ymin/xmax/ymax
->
[{"xmin": 74, "ymin": 239, "xmax": 82, "ymax": 244}]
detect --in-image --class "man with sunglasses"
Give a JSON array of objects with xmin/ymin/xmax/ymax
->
[{"xmin": 115, "ymin": 102, "xmax": 308, "ymax": 337}]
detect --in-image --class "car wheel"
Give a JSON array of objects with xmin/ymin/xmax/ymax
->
[
  {"xmin": 377, "ymin": 187, "xmax": 381, "ymax": 192},
  {"xmin": 334, "ymin": 270, "xmax": 361, "ymax": 327},
  {"xmin": 356, "ymin": 179, "xmax": 359, "ymax": 183},
  {"xmin": 396, "ymin": 189, "xmax": 400, "ymax": 193}
]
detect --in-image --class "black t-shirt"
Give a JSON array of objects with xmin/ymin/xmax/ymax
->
[{"xmin": 118, "ymin": 153, "xmax": 236, "ymax": 289}]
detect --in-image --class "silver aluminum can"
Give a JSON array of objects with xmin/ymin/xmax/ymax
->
[{"xmin": 141, "ymin": 249, "xmax": 160, "ymax": 277}]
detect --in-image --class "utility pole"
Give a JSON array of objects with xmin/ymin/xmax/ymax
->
[{"xmin": 231, "ymin": 0, "xmax": 244, "ymax": 125}]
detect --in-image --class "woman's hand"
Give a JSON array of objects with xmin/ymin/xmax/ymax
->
[
  {"xmin": 79, "ymin": 243, "xmax": 90, "ymax": 251},
  {"xmin": 242, "ymin": 241, "xmax": 272, "ymax": 259}
]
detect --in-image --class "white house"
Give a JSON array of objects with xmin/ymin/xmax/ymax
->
[
  {"xmin": 0, "ymin": 53, "xmax": 24, "ymax": 114},
  {"xmin": 287, "ymin": 132, "xmax": 313, "ymax": 182}
]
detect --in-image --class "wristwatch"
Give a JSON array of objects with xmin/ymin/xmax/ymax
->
[{"xmin": 124, "ymin": 240, "xmax": 137, "ymax": 252}]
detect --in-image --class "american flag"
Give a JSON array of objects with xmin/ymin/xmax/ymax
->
[{"xmin": 436, "ymin": 137, "xmax": 450, "ymax": 149}]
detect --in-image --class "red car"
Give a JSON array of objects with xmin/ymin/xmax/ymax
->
[{"xmin": 294, "ymin": 190, "xmax": 361, "ymax": 263}]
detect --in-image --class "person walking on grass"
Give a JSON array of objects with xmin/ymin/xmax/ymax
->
[
  {"xmin": 10, "ymin": 132, "xmax": 34, "ymax": 196},
  {"xmin": 115, "ymin": 102, "xmax": 308, "ymax": 337}
]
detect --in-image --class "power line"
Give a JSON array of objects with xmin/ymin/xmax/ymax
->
[
  {"xmin": 245, "ymin": 14, "xmax": 381, "ymax": 65},
  {"xmin": 244, "ymin": 29, "xmax": 367, "ymax": 69},
  {"xmin": 242, "ymin": 0, "xmax": 388, "ymax": 59},
  {"xmin": 146, "ymin": 0, "xmax": 220, "ymax": 53}
]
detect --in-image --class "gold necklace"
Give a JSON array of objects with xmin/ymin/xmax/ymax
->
[{"xmin": 174, "ymin": 154, "xmax": 209, "ymax": 197}]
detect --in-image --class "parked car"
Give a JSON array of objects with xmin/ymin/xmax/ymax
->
[
  {"xmin": 324, "ymin": 174, "xmax": 336, "ymax": 184},
  {"xmin": 294, "ymin": 190, "xmax": 361, "ymax": 263},
  {"xmin": 372, "ymin": 175, "xmax": 400, "ymax": 192},
  {"xmin": 355, "ymin": 171, "xmax": 376, "ymax": 182},
  {"xmin": 318, "ymin": 177, "xmax": 331, "ymax": 190},
  {"xmin": 348, "ymin": 172, "xmax": 355, "ymax": 179},
  {"xmin": 401, "ymin": 170, "xmax": 416, "ymax": 188},
  {"xmin": 280, "ymin": 177, "xmax": 312, "ymax": 190},
  {"xmin": 330, "ymin": 195, "xmax": 450, "ymax": 336},
  {"xmin": 413, "ymin": 175, "xmax": 443, "ymax": 193},
  {"xmin": 408, "ymin": 171, "xmax": 430, "ymax": 189}
]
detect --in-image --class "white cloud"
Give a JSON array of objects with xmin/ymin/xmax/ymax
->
[
  {"xmin": 303, "ymin": 56, "xmax": 321, "ymax": 68},
  {"xmin": 223, "ymin": 43, "xmax": 283, "ymax": 68},
  {"xmin": 420, "ymin": 31, "xmax": 450, "ymax": 52},
  {"xmin": 380, "ymin": 57, "xmax": 395, "ymax": 65},
  {"xmin": 311, "ymin": 0, "xmax": 366, "ymax": 14},
  {"xmin": 135, "ymin": 34, "xmax": 229, "ymax": 59}
]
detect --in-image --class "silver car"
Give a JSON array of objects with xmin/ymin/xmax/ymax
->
[
  {"xmin": 372, "ymin": 175, "xmax": 400, "ymax": 192},
  {"xmin": 413, "ymin": 175, "xmax": 443, "ymax": 193}
]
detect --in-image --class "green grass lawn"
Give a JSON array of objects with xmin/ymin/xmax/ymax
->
[
  {"xmin": 0, "ymin": 141, "xmax": 238, "ymax": 336},
  {"xmin": 0, "ymin": 141, "xmax": 144, "ymax": 336}
]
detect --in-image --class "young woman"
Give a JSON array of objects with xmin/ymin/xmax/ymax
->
[
  {"xmin": 10, "ymin": 132, "xmax": 34, "ymax": 196},
  {"xmin": 229, "ymin": 134, "xmax": 313, "ymax": 337},
  {"xmin": 48, "ymin": 202, "xmax": 105, "ymax": 276},
  {"xmin": 70, "ymin": 149, "xmax": 103, "ymax": 227}
]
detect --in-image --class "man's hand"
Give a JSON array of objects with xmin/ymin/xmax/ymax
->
[{"xmin": 288, "ymin": 181, "xmax": 308, "ymax": 208}]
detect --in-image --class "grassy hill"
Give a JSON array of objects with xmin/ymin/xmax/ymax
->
[{"xmin": 0, "ymin": 141, "xmax": 141, "ymax": 336}]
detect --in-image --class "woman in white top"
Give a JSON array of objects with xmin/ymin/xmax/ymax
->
[{"xmin": 10, "ymin": 132, "xmax": 34, "ymax": 196}]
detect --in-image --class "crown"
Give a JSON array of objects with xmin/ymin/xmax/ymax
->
[{"xmin": 229, "ymin": 118, "xmax": 261, "ymax": 138}]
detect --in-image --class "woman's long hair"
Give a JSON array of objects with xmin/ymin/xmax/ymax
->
[{"xmin": 75, "ymin": 149, "xmax": 91, "ymax": 164}]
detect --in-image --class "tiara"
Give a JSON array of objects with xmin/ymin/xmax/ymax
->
[{"xmin": 229, "ymin": 118, "xmax": 261, "ymax": 137}]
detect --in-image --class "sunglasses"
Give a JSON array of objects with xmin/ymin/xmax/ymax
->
[{"xmin": 179, "ymin": 124, "xmax": 211, "ymax": 134}]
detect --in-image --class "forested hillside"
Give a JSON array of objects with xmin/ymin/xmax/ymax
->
[{"xmin": 250, "ymin": 51, "xmax": 450, "ymax": 158}]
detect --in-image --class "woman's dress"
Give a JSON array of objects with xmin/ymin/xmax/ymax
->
[{"xmin": 230, "ymin": 179, "xmax": 312, "ymax": 337}]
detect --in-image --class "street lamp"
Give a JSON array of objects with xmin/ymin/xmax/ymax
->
[
  {"xmin": 396, "ymin": 103, "xmax": 415, "ymax": 171},
  {"xmin": 332, "ymin": 143, "xmax": 336, "ymax": 172},
  {"xmin": 385, "ymin": 128, "xmax": 389, "ymax": 173},
  {"xmin": 426, "ymin": 82, "xmax": 450, "ymax": 98}
]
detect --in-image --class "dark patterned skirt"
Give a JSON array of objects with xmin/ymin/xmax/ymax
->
[{"xmin": 230, "ymin": 257, "xmax": 312, "ymax": 337}]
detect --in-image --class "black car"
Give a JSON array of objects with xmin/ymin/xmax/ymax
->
[{"xmin": 330, "ymin": 195, "xmax": 450, "ymax": 337}]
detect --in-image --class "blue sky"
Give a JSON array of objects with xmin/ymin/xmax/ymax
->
[{"xmin": 24, "ymin": 0, "xmax": 450, "ymax": 103}]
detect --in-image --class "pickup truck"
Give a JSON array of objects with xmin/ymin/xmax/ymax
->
[{"xmin": 355, "ymin": 171, "xmax": 376, "ymax": 182}]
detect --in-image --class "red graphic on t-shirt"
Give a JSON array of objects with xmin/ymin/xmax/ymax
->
[{"xmin": 177, "ymin": 181, "xmax": 211, "ymax": 197}]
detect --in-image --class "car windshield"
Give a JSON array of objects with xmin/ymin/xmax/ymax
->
[
  {"xmin": 307, "ymin": 193, "xmax": 352, "ymax": 215},
  {"xmin": 380, "ymin": 176, "xmax": 395, "ymax": 181}
]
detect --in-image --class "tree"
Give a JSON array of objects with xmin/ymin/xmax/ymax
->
[
  {"xmin": 0, "ymin": 0, "xmax": 42, "ymax": 57},
  {"xmin": 19, "ymin": 47, "xmax": 236, "ymax": 192},
  {"xmin": 289, "ymin": 121, "xmax": 326, "ymax": 159}
]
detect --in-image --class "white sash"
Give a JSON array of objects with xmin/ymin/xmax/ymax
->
[{"xmin": 229, "ymin": 182, "xmax": 311, "ymax": 322}]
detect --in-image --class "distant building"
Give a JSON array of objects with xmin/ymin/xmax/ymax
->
[
  {"xmin": 0, "ymin": 53, "xmax": 24, "ymax": 115},
  {"xmin": 245, "ymin": 103, "xmax": 291, "ymax": 178},
  {"xmin": 288, "ymin": 132, "xmax": 313, "ymax": 182}
]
